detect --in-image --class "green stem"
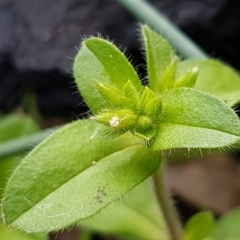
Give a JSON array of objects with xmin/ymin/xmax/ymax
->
[
  {"xmin": 116, "ymin": 0, "xmax": 208, "ymax": 59},
  {"xmin": 152, "ymin": 163, "xmax": 183, "ymax": 240}
]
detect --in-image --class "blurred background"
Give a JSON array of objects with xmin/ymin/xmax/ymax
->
[
  {"xmin": 1, "ymin": 0, "xmax": 240, "ymax": 121},
  {"xmin": 0, "ymin": 0, "xmax": 240, "ymax": 239}
]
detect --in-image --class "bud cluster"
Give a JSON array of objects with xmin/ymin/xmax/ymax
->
[
  {"xmin": 93, "ymin": 80, "xmax": 161, "ymax": 140},
  {"xmin": 93, "ymin": 60, "xmax": 199, "ymax": 141}
]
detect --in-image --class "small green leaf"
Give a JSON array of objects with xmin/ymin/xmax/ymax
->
[
  {"xmin": 0, "ymin": 115, "xmax": 39, "ymax": 143},
  {"xmin": 95, "ymin": 82, "xmax": 128, "ymax": 108},
  {"xmin": 155, "ymin": 58, "xmax": 178, "ymax": 93},
  {"xmin": 82, "ymin": 180, "xmax": 169, "ymax": 240},
  {"xmin": 2, "ymin": 120, "xmax": 161, "ymax": 233},
  {"xmin": 140, "ymin": 87, "xmax": 162, "ymax": 119},
  {"xmin": 174, "ymin": 66, "xmax": 199, "ymax": 88},
  {"xmin": 183, "ymin": 212, "xmax": 214, "ymax": 240},
  {"xmin": 177, "ymin": 59, "xmax": 240, "ymax": 106},
  {"xmin": 211, "ymin": 207, "xmax": 240, "ymax": 239},
  {"xmin": 74, "ymin": 38, "xmax": 142, "ymax": 113},
  {"xmin": 150, "ymin": 88, "xmax": 240, "ymax": 149},
  {"xmin": 141, "ymin": 25, "xmax": 174, "ymax": 90}
]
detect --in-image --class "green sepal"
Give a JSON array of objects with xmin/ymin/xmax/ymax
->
[
  {"xmin": 134, "ymin": 128, "xmax": 156, "ymax": 141},
  {"xmin": 155, "ymin": 58, "xmax": 178, "ymax": 93},
  {"xmin": 94, "ymin": 109, "xmax": 137, "ymax": 129},
  {"xmin": 144, "ymin": 97, "xmax": 162, "ymax": 120},
  {"xmin": 140, "ymin": 87, "xmax": 162, "ymax": 119},
  {"xmin": 123, "ymin": 80, "xmax": 141, "ymax": 111},
  {"xmin": 95, "ymin": 82, "xmax": 128, "ymax": 108},
  {"xmin": 174, "ymin": 66, "xmax": 199, "ymax": 88}
]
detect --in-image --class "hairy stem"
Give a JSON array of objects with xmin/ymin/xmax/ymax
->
[{"xmin": 152, "ymin": 163, "xmax": 183, "ymax": 240}]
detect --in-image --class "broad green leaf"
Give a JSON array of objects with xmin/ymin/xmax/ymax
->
[
  {"xmin": 183, "ymin": 212, "xmax": 214, "ymax": 240},
  {"xmin": 82, "ymin": 180, "xmax": 169, "ymax": 240},
  {"xmin": 150, "ymin": 88, "xmax": 240, "ymax": 149},
  {"xmin": 0, "ymin": 115, "xmax": 39, "ymax": 143},
  {"xmin": 0, "ymin": 223, "xmax": 46, "ymax": 240},
  {"xmin": 74, "ymin": 38, "xmax": 142, "ymax": 113},
  {"xmin": 141, "ymin": 25, "xmax": 174, "ymax": 90},
  {"xmin": 177, "ymin": 59, "xmax": 240, "ymax": 106},
  {"xmin": 201, "ymin": 238, "xmax": 215, "ymax": 240},
  {"xmin": 2, "ymin": 120, "xmax": 161, "ymax": 233},
  {"xmin": 211, "ymin": 207, "xmax": 240, "ymax": 239}
]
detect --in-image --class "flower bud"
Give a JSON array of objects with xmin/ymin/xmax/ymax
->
[
  {"xmin": 139, "ymin": 87, "xmax": 162, "ymax": 117},
  {"xmin": 137, "ymin": 115, "xmax": 153, "ymax": 131},
  {"xmin": 94, "ymin": 109, "xmax": 137, "ymax": 129},
  {"xmin": 155, "ymin": 57, "xmax": 178, "ymax": 92},
  {"xmin": 144, "ymin": 96, "xmax": 162, "ymax": 120},
  {"xmin": 174, "ymin": 66, "xmax": 199, "ymax": 88},
  {"xmin": 96, "ymin": 82, "xmax": 128, "ymax": 107}
]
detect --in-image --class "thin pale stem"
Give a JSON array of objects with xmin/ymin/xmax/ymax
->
[
  {"xmin": 117, "ymin": 0, "xmax": 208, "ymax": 59},
  {"xmin": 152, "ymin": 163, "xmax": 183, "ymax": 240}
]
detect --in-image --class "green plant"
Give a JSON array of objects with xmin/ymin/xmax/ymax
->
[
  {"xmin": 1, "ymin": 25, "xmax": 240, "ymax": 240},
  {"xmin": 0, "ymin": 114, "xmax": 46, "ymax": 240}
]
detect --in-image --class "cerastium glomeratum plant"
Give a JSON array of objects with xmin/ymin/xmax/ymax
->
[{"xmin": 2, "ymin": 25, "xmax": 240, "ymax": 240}]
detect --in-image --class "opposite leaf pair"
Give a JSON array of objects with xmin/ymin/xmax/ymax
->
[
  {"xmin": 2, "ymin": 25, "xmax": 240, "ymax": 234},
  {"xmin": 74, "ymin": 25, "xmax": 240, "ymax": 149}
]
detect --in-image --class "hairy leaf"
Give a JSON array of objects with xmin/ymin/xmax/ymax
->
[
  {"xmin": 150, "ymin": 88, "xmax": 240, "ymax": 149},
  {"xmin": 141, "ymin": 25, "xmax": 174, "ymax": 90},
  {"xmin": 82, "ymin": 180, "xmax": 168, "ymax": 240},
  {"xmin": 177, "ymin": 59, "xmax": 240, "ymax": 106},
  {"xmin": 2, "ymin": 120, "xmax": 160, "ymax": 233},
  {"xmin": 74, "ymin": 38, "xmax": 141, "ymax": 113}
]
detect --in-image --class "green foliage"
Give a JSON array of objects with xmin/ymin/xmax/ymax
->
[
  {"xmin": 0, "ymin": 114, "xmax": 43, "ymax": 240},
  {"xmin": 2, "ymin": 120, "xmax": 161, "ymax": 233},
  {"xmin": 183, "ymin": 209, "xmax": 240, "ymax": 240},
  {"xmin": 211, "ymin": 208, "xmax": 240, "ymax": 239},
  {"xmin": 183, "ymin": 212, "xmax": 214, "ymax": 240},
  {"xmin": 74, "ymin": 38, "xmax": 141, "ymax": 113},
  {"xmin": 0, "ymin": 223, "xmax": 46, "ymax": 240},
  {"xmin": 150, "ymin": 88, "xmax": 240, "ymax": 149},
  {"xmin": 177, "ymin": 59, "xmax": 240, "ymax": 107},
  {"xmin": 82, "ymin": 180, "xmax": 169, "ymax": 240},
  {"xmin": 2, "ymin": 25, "xmax": 240, "ymax": 237},
  {"xmin": 141, "ymin": 25, "xmax": 173, "ymax": 90},
  {"xmin": 0, "ymin": 114, "xmax": 39, "ymax": 198},
  {"xmin": 0, "ymin": 114, "xmax": 39, "ymax": 143}
]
